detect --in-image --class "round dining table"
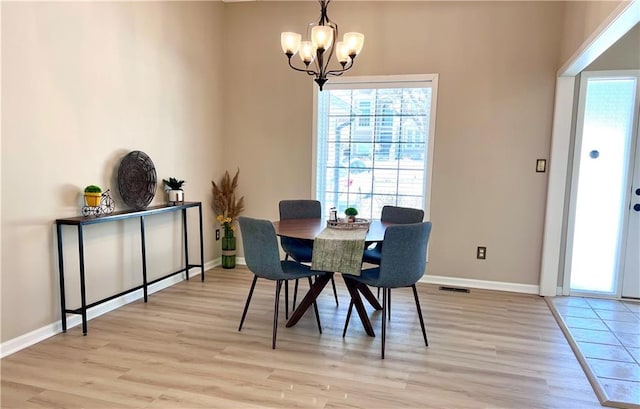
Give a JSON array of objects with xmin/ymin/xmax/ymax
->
[
  {"xmin": 273, "ymin": 218, "xmax": 393, "ymax": 337},
  {"xmin": 273, "ymin": 218, "xmax": 391, "ymax": 242}
]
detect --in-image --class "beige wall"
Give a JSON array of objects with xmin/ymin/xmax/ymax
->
[
  {"xmin": 559, "ymin": 0, "xmax": 627, "ymax": 67},
  {"xmin": 223, "ymin": 1, "xmax": 564, "ymax": 285},
  {"xmin": 586, "ymin": 23, "xmax": 640, "ymax": 70},
  {"xmin": 1, "ymin": 1, "xmax": 225, "ymax": 342},
  {"xmin": 1, "ymin": 1, "xmax": 626, "ymax": 345}
]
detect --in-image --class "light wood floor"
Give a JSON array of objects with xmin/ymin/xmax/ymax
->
[{"xmin": 1, "ymin": 266, "xmax": 604, "ymax": 408}]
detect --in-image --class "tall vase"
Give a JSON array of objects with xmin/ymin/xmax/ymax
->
[{"xmin": 222, "ymin": 228, "xmax": 236, "ymax": 269}]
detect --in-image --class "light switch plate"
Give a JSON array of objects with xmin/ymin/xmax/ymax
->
[{"xmin": 536, "ymin": 159, "xmax": 546, "ymax": 173}]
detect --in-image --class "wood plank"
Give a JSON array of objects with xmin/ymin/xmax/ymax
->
[{"xmin": 0, "ymin": 266, "xmax": 602, "ymax": 408}]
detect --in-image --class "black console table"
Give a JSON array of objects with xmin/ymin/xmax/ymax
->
[{"xmin": 56, "ymin": 202, "xmax": 204, "ymax": 335}]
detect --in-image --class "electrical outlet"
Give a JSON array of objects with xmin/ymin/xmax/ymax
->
[
  {"xmin": 216, "ymin": 229, "xmax": 220, "ymax": 240},
  {"xmin": 477, "ymin": 246, "xmax": 486, "ymax": 260}
]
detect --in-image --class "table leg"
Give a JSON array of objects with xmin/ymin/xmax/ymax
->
[
  {"xmin": 77, "ymin": 226, "xmax": 88, "ymax": 335},
  {"xmin": 56, "ymin": 224, "xmax": 67, "ymax": 332},
  {"xmin": 355, "ymin": 282, "xmax": 383, "ymax": 310},
  {"xmin": 182, "ymin": 208, "xmax": 189, "ymax": 280},
  {"xmin": 286, "ymin": 273, "xmax": 332, "ymax": 327},
  {"xmin": 198, "ymin": 203, "xmax": 205, "ymax": 281},
  {"xmin": 140, "ymin": 216, "xmax": 148, "ymax": 302},
  {"xmin": 342, "ymin": 276, "xmax": 376, "ymax": 337}
]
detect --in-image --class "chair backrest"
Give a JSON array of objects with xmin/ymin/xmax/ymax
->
[
  {"xmin": 279, "ymin": 200, "xmax": 322, "ymax": 220},
  {"xmin": 238, "ymin": 216, "xmax": 285, "ymax": 280},
  {"xmin": 378, "ymin": 222, "xmax": 432, "ymax": 288},
  {"xmin": 380, "ymin": 205, "xmax": 424, "ymax": 224}
]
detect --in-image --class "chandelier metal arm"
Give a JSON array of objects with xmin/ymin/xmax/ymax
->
[
  {"xmin": 286, "ymin": 55, "xmax": 320, "ymax": 76},
  {"xmin": 326, "ymin": 59, "xmax": 354, "ymax": 77}
]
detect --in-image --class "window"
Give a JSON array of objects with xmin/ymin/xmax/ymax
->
[
  {"xmin": 314, "ymin": 75, "xmax": 438, "ymax": 220},
  {"xmin": 357, "ymin": 100, "xmax": 371, "ymax": 127}
]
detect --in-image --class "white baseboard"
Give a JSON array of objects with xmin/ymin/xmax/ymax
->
[
  {"xmin": 421, "ymin": 274, "xmax": 540, "ymax": 295},
  {"xmin": 0, "ymin": 261, "xmax": 217, "ymax": 359},
  {"xmin": 236, "ymin": 259, "xmax": 538, "ymax": 295}
]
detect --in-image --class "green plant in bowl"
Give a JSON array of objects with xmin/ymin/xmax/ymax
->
[
  {"xmin": 84, "ymin": 185, "xmax": 102, "ymax": 193},
  {"xmin": 345, "ymin": 207, "xmax": 358, "ymax": 222},
  {"xmin": 162, "ymin": 177, "xmax": 185, "ymax": 191},
  {"xmin": 84, "ymin": 185, "xmax": 102, "ymax": 207}
]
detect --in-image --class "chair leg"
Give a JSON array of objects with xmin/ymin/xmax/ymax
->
[
  {"xmin": 412, "ymin": 284, "xmax": 428, "ymax": 347},
  {"xmin": 388, "ymin": 289, "xmax": 391, "ymax": 320},
  {"xmin": 381, "ymin": 288, "xmax": 388, "ymax": 359},
  {"xmin": 377, "ymin": 287, "xmax": 380, "ymax": 298},
  {"xmin": 308, "ymin": 276, "xmax": 322, "ymax": 334},
  {"xmin": 342, "ymin": 300, "xmax": 354, "ymax": 337},
  {"xmin": 293, "ymin": 279, "xmax": 299, "ymax": 310},
  {"xmin": 330, "ymin": 276, "xmax": 339, "ymax": 307},
  {"xmin": 273, "ymin": 280, "xmax": 283, "ymax": 349},
  {"xmin": 239, "ymin": 275, "xmax": 258, "ymax": 331},
  {"xmin": 284, "ymin": 280, "xmax": 289, "ymax": 320}
]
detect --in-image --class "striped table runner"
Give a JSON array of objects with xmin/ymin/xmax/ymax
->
[{"xmin": 311, "ymin": 227, "xmax": 367, "ymax": 276}]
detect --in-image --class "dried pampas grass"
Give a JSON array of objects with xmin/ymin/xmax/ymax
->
[{"xmin": 212, "ymin": 169, "xmax": 245, "ymax": 220}]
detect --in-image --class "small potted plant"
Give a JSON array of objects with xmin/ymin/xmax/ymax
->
[
  {"xmin": 84, "ymin": 185, "xmax": 102, "ymax": 207},
  {"xmin": 345, "ymin": 207, "xmax": 358, "ymax": 222},
  {"xmin": 163, "ymin": 177, "xmax": 185, "ymax": 203}
]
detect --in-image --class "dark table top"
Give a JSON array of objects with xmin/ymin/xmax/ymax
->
[{"xmin": 273, "ymin": 218, "xmax": 391, "ymax": 242}]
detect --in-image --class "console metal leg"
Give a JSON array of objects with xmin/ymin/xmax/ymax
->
[
  {"xmin": 57, "ymin": 224, "xmax": 67, "ymax": 332},
  {"xmin": 182, "ymin": 208, "xmax": 189, "ymax": 280},
  {"xmin": 198, "ymin": 204, "xmax": 205, "ymax": 281},
  {"xmin": 77, "ymin": 226, "xmax": 88, "ymax": 335},
  {"xmin": 140, "ymin": 216, "xmax": 148, "ymax": 302}
]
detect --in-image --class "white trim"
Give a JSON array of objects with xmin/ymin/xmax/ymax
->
[
  {"xmin": 322, "ymin": 74, "xmax": 439, "ymax": 90},
  {"xmin": 540, "ymin": 77, "xmax": 575, "ymax": 296},
  {"xmin": 422, "ymin": 274, "xmax": 539, "ymax": 295},
  {"xmin": 540, "ymin": 0, "xmax": 640, "ymax": 296},
  {"xmin": 559, "ymin": 1, "xmax": 640, "ymax": 77},
  {"xmin": 0, "ymin": 261, "xmax": 216, "ymax": 358}
]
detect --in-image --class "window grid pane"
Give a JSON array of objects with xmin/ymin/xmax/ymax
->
[{"xmin": 317, "ymin": 82, "xmax": 434, "ymax": 220}]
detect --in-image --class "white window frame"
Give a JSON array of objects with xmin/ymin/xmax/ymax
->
[{"xmin": 312, "ymin": 74, "xmax": 439, "ymax": 220}]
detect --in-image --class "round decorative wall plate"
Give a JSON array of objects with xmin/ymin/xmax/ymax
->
[{"xmin": 117, "ymin": 150, "xmax": 157, "ymax": 209}]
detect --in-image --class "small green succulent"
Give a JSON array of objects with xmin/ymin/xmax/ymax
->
[
  {"xmin": 344, "ymin": 207, "xmax": 358, "ymax": 217},
  {"xmin": 163, "ymin": 177, "xmax": 185, "ymax": 190},
  {"xmin": 84, "ymin": 185, "xmax": 102, "ymax": 193}
]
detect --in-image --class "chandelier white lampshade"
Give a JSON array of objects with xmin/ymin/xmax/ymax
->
[
  {"xmin": 298, "ymin": 41, "xmax": 316, "ymax": 64},
  {"xmin": 311, "ymin": 25, "xmax": 334, "ymax": 51},
  {"xmin": 281, "ymin": 32, "xmax": 301, "ymax": 55},
  {"xmin": 280, "ymin": 0, "xmax": 364, "ymax": 91},
  {"xmin": 335, "ymin": 41, "xmax": 350, "ymax": 63},
  {"xmin": 343, "ymin": 32, "xmax": 364, "ymax": 55}
]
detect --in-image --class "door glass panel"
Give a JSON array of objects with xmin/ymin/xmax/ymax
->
[{"xmin": 569, "ymin": 77, "xmax": 637, "ymax": 294}]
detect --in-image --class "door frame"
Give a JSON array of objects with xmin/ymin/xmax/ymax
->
[{"xmin": 539, "ymin": 0, "xmax": 640, "ymax": 296}]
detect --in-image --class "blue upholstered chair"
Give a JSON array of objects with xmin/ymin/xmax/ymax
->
[
  {"xmin": 343, "ymin": 222, "xmax": 432, "ymax": 359},
  {"xmin": 362, "ymin": 205, "xmax": 425, "ymax": 265},
  {"xmin": 238, "ymin": 216, "xmax": 322, "ymax": 349},
  {"xmin": 279, "ymin": 200, "xmax": 339, "ymax": 308}
]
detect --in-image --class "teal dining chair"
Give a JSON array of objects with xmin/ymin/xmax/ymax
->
[
  {"xmin": 363, "ymin": 205, "xmax": 425, "ymax": 306},
  {"xmin": 238, "ymin": 216, "xmax": 322, "ymax": 349},
  {"xmin": 363, "ymin": 205, "xmax": 424, "ymax": 265},
  {"xmin": 343, "ymin": 221, "xmax": 432, "ymax": 359},
  {"xmin": 279, "ymin": 200, "xmax": 339, "ymax": 309}
]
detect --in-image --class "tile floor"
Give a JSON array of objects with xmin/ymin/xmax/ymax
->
[{"xmin": 549, "ymin": 296, "xmax": 640, "ymax": 408}]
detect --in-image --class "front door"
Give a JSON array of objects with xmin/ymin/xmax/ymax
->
[
  {"xmin": 565, "ymin": 70, "xmax": 640, "ymax": 299},
  {"xmin": 622, "ymin": 123, "xmax": 640, "ymax": 299}
]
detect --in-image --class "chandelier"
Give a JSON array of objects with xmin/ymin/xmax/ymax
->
[{"xmin": 280, "ymin": 0, "xmax": 364, "ymax": 91}]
